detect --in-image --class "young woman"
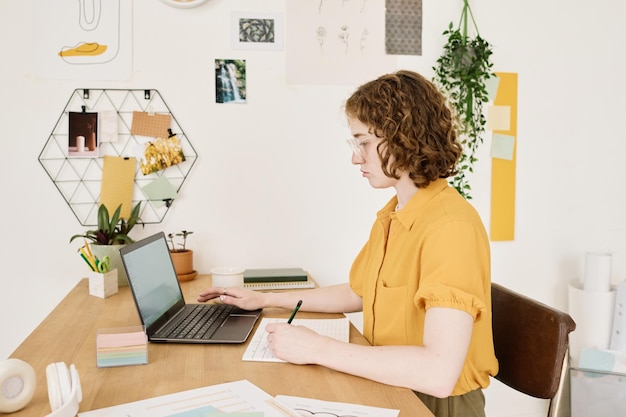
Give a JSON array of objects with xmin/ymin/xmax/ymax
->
[{"xmin": 198, "ymin": 70, "xmax": 497, "ymax": 417}]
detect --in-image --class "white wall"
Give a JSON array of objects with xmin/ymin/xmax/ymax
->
[{"xmin": 2, "ymin": 1, "xmax": 625, "ymax": 416}]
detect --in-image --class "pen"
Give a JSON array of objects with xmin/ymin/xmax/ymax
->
[
  {"xmin": 79, "ymin": 247, "xmax": 97, "ymax": 270},
  {"xmin": 287, "ymin": 300, "xmax": 302, "ymax": 324}
]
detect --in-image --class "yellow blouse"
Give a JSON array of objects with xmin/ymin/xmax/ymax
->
[{"xmin": 349, "ymin": 179, "xmax": 498, "ymax": 395}]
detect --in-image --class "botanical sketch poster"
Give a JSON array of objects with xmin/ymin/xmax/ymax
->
[
  {"xmin": 286, "ymin": 0, "xmax": 397, "ymax": 85},
  {"xmin": 33, "ymin": 0, "xmax": 132, "ymax": 80}
]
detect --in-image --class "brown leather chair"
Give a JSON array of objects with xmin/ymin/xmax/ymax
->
[{"xmin": 491, "ymin": 283, "xmax": 576, "ymax": 416}]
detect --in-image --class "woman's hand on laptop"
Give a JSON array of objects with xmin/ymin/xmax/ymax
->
[{"xmin": 198, "ymin": 286, "xmax": 265, "ymax": 311}]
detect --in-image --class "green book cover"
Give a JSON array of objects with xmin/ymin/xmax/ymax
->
[{"xmin": 243, "ymin": 268, "xmax": 308, "ymax": 283}]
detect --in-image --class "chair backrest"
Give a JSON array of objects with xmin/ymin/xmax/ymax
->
[{"xmin": 491, "ymin": 283, "xmax": 576, "ymax": 399}]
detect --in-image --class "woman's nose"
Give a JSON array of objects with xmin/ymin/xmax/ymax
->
[{"xmin": 351, "ymin": 151, "xmax": 363, "ymax": 165}]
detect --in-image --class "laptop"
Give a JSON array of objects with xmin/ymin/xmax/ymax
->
[{"xmin": 119, "ymin": 232, "xmax": 262, "ymax": 343}]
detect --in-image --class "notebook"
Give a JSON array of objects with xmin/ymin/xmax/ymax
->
[
  {"xmin": 243, "ymin": 280, "xmax": 315, "ymax": 291},
  {"xmin": 243, "ymin": 268, "xmax": 314, "ymax": 291},
  {"xmin": 120, "ymin": 232, "xmax": 262, "ymax": 343},
  {"xmin": 243, "ymin": 268, "xmax": 308, "ymax": 283}
]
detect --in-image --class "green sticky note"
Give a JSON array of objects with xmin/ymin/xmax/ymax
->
[
  {"xmin": 485, "ymin": 75, "xmax": 500, "ymax": 101},
  {"xmin": 491, "ymin": 133, "xmax": 515, "ymax": 160},
  {"xmin": 141, "ymin": 176, "xmax": 177, "ymax": 208}
]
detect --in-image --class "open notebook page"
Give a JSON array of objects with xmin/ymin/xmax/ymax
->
[{"xmin": 243, "ymin": 317, "xmax": 350, "ymax": 362}]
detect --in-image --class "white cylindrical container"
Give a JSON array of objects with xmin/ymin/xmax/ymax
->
[
  {"xmin": 583, "ymin": 252, "xmax": 612, "ymax": 291},
  {"xmin": 568, "ymin": 279, "xmax": 616, "ymax": 366}
]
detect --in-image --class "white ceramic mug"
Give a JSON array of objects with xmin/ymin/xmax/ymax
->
[{"xmin": 210, "ymin": 267, "xmax": 244, "ymax": 288}]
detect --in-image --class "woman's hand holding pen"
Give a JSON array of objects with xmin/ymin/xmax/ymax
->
[{"xmin": 265, "ymin": 322, "xmax": 326, "ymax": 365}]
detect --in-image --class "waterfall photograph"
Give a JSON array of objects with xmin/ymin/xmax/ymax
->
[{"xmin": 215, "ymin": 59, "xmax": 246, "ymax": 104}]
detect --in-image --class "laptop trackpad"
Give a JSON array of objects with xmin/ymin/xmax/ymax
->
[{"xmin": 211, "ymin": 315, "xmax": 259, "ymax": 343}]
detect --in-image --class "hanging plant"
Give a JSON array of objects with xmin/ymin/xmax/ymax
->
[{"xmin": 433, "ymin": 0, "xmax": 494, "ymax": 199}]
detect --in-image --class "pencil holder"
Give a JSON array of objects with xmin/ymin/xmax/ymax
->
[{"xmin": 88, "ymin": 269, "xmax": 119, "ymax": 299}]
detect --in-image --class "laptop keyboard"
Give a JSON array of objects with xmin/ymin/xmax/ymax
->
[{"xmin": 159, "ymin": 304, "xmax": 235, "ymax": 340}]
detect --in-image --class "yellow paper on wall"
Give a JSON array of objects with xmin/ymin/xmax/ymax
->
[
  {"xmin": 100, "ymin": 156, "xmax": 136, "ymax": 218},
  {"xmin": 490, "ymin": 73, "xmax": 518, "ymax": 241}
]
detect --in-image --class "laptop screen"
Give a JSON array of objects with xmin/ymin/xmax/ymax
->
[{"xmin": 121, "ymin": 233, "xmax": 184, "ymax": 328}]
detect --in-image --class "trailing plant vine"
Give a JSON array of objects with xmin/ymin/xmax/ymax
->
[{"xmin": 433, "ymin": 0, "xmax": 494, "ymax": 199}]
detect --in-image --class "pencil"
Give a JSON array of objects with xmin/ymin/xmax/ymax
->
[
  {"xmin": 287, "ymin": 300, "xmax": 302, "ymax": 324},
  {"xmin": 80, "ymin": 253, "xmax": 96, "ymax": 271},
  {"xmin": 83, "ymin": 240, "xmax": 94, "ymax": 259}
]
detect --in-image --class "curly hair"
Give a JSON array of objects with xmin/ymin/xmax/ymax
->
[{"xmin": 344, "ymin": 70, "xmax": 462, "ymax": 188}]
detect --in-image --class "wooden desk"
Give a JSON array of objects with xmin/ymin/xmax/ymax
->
[{"xmin": 10, "ymin": 275, "xmax": 433, "ymax": 417}]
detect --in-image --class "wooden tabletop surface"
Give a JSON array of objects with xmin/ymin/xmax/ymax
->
[{"xmin": 9, "ymin": 274, "xmax": 433, "ymax": 417}]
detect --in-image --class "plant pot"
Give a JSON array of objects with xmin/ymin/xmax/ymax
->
[
  {"xmin": 90, "ymin": 244, "xmax": 129, "ymax": 286},
  {"xmin": 170, "ymin": 249, "xmax": 197, "ymax": 282}
]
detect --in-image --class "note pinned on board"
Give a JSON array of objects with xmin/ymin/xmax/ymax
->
[
  {"xmin": 100, "ymin": 156, "xmax": 136, "ymax": 218},
  {"xmin": 484, "ymin": 74, "xmax": 500, "ymax": 101},
  {"xmin": 99, "ymin": 110, "xmax": 118, "ymax": 143},
  {"xmin": 141, "ymin": 176, "xmax": 177, "ymax": 208},
  {"xmin": 491, "ymin": 134, "xmax": 516, "ymax": 160},
  {"xmin": 487, "ymin": 105, "xmax": 511, "ymax": 131},
  {"xmin": 131, "ymin": 111, "xmax": 171, "ymax": 138}
]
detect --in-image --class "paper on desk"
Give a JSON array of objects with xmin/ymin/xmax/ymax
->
[
  {"xmin": 170, "ymin": 407, "xmax": 262, "ymax": 417},
  {"xmin": 77, "ymin": 379, "xmax": 296, "ymax": 417},
  {"xmin": 243, "ymin": 317, "xmax": 350, "ymax": 362},
  {"xmin": 276, "ymin": 395, "xmax": 399, "ymax": 417}
]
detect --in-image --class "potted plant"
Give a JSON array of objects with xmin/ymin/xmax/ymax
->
[
  {"xmin": 432, "ymin": 0, "xmax": 494, "ymax": 199},
  {"xmin": 167, "ymin": 230, "xmax": 196, "ymax": 282},
  {"xmin": 70, "ymin": 202, "xmax": 143, "ymax": 286}
]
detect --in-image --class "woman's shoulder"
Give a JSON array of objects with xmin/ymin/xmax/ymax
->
[{"xmin": 428, "ymin": 186, "xmax": 485, "ymax": 229}]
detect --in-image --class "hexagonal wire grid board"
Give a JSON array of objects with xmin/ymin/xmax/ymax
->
[{"xmin": 38, "ymin": 89, "xmax": 197, "ymax": 226}]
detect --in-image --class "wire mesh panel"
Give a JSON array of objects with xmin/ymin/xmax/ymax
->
[{"xmin": 39, "ymin": 88, "xmax": 197, "ymax": 225}]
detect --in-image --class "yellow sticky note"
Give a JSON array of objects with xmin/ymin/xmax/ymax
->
[
  {"xmin": 100, "ymin": 156, "xmax": 136, "ymax": 218},
  {"xmin": 487, "ymin": 105, "xmax": 511, "ymax": 131}
]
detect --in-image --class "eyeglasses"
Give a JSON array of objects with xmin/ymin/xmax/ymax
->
[{"xmin": 345, "ymin": 137, "xmax": 365, "ymax": 158}]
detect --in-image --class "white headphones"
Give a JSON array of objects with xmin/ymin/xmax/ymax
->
[
  {"xmin": 45, "ymin": 362, "xmax": 82, "ymax": 417},
  {"xmin": 0, "ymin": 359, "xmax": 82, "ymax": 416}
]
